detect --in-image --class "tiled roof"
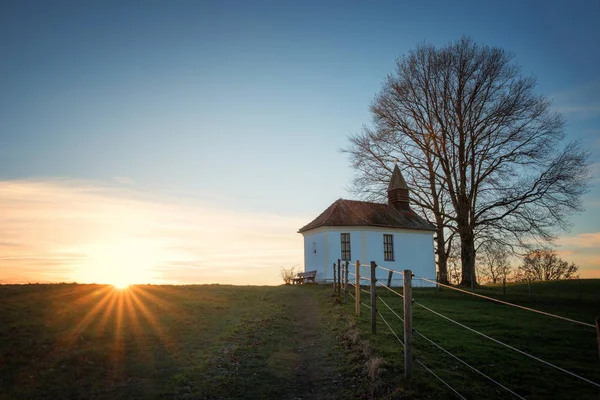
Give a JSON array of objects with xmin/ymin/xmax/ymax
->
[{"xmin": 298, "ymin": 199, "xmax": 436, "ymax": 233}]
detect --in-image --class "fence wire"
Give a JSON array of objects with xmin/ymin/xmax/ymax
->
[
  {"xmin": 414, "ymin": 358, "xmax": 467, "ymax": 400},
  {"xmin": 413, "ymin": 328, "xmax": 526, "ymax": 399},
  {"xmin": 415, "ymin": 276, "xmax": 595, "ymax": 328},
  {"xmin": 340, "ymin": 266, "xmax": 599, "ymax": 396},
  {"xmin": 413, "ymin": 300, "xmax": 600, "ymax": 390},
  {"xmin": 376, "ymin": 280, "xmax": 404, "ymax": 299},
  {"xmin": 378, "ymin": 295, "xmax": 404, "ymax": 323},
  {"xmin": 375, "ymin": 265, "xmax": 404, "ymax": 275},
  {"xmin": 377, "ymin": 310, "xmax": 404, "ymax": 346}
]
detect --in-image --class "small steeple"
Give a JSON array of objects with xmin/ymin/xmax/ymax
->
[{"xmin": 387, "ymin": 164, "xmax": 410, "ymax": 211}]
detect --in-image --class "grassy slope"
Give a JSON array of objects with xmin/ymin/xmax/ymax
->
[
  {"xmin": 3, "ymin": 281, "xmax": 598, "ymax": 399},
  {"xmin": 0, "ymin": 284, "xmax": 365, "ymax": 400},
  {"xmin": 346, "ymin": 279, "xmax": 600, "ymax": 399}
]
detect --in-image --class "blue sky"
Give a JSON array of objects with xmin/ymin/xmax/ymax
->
[{"xmin": 1, "ymin": 0, "xmax": 599, "ymax": 283}]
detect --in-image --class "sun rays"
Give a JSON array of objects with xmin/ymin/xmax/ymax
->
[{"xmin": 50, "ymin": 284, "xmax": 179, "ymax": 377}]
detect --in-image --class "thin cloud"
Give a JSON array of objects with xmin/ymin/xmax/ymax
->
[
  {"xmin": 550, "ymin": 80, "xmax": 600, "ymax": 119},
  {"xmin": 557, "ymin": 232, "xmax": 600, "ymax": 248},
  {"xmin": 555, "ymin": 232, "xmax": 600, "ymax": 277},
  {"xmin": 0, "ymin": 179, "xmax": 307, "ymax": 285},
  {"xmin": 114, "ymin": 176, "xmax": 134, "ymax": 184},
  {"xmin": 554, "ymin": 104, "xmax": 600, "ymax": 115}
]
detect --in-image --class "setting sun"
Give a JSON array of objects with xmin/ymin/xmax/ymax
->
[
  {"xmin": 112, "ymin": 281, "xmax": 130, "ymax": 289},
  {"xmin": 70, "ymin": 241, "xmax": 160, "ymax": 286}
]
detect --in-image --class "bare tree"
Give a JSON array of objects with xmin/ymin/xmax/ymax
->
[
  {"xmin": 518, "ymin": 249, "xmax": 579, "ymax": 281},
  {"xmin": 345, "ymin": 133, "xmax": 456, "ymax": 283},
  {"xmin": 280, "ymin": 266, "xmax": 298, "ymax": 284},
  {"xmin": 345, "ymin": 37, "xmax": 589, "ymax": 287},
  {"xmin": 477, "ymin": 242, "xmax": 512, "ymax": 284}
]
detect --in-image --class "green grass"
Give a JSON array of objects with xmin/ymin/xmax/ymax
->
[
  {"xmin": 0, "ymin": 283, "xmax": 366, "ymax": 400},
  {"xmin": 3, "ymin": 281, "xmax": 599, "ymax": 399},
  {"xmin": 345, "ymin": 279, "xmax": 600, "ymax": 399}
]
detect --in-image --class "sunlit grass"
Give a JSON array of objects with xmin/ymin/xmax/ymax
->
[
  {"xmin": 0, "ymin": 284, "xmax": 286, "ymax": 399},
  {"xmin": 0, "ymin": 284, "xmax": 357, "ymax": 399}
]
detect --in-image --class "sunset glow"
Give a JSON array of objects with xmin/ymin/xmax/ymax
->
[{"xmin": 0, "ymin": 180, "xmax": 305, "ymax": 285}]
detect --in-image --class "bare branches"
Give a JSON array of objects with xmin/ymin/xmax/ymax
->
[
  {"xmin": 343, "ymin": 37, "xmax": 590, "ymax": 286},
  {"xmin": 518, "ymin": 249, "xmax": 579, "ymax": 281}
]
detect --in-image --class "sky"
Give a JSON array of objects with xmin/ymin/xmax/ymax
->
[{"xmin": 1, "ymin": 0, "xmax": 599, "ymax": 285}]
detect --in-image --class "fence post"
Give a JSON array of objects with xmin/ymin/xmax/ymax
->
[
  {"xmin": 355, "ymin": 260, "xmax": 360, "ymax": 317},
  {"xmin": 387, "ymin": 270, "xmax": 393, "ymax": 287},
  {"xmin": 332, "ymin": 262, "xmax": 336, "ymax": 293},
  {"xmin": 344, "ymin": 261, "xmax": 349, "ymax": 304},
  {"xmin": 370, "ymin": 261, "xmax": 377, "ymax": 334},
  {"xmin": 337, "ymin": 261, "xmax": 342, "ymax": 297},
  {"xmin": 333, "ymin": 258, "xmax": 342, "ymax": 293},
  {"xmin": 403, "ymin": 269, "xmax": 413, "ymax": 378}
]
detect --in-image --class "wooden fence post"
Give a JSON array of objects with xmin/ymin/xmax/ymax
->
[
  {"xmin": 337, "ymin": 261, "xmax": 342, "ymax": 297},
  {"xmin": 355, "ymin": 260, "xmax": 360, "ymax": 317},
  {"xmin": 387, "ymin": 270, "xmax": 393, "ymax": 287},
  {"xmin": 344, "ymin": 261, "xmax": 349, "ymax": 304},
  {"xmin": 334, "ymin": 258, "xmax": 342, "ymax": 294},
  {"xmin": 332, "ymin": 262, "xmax": 337, "ymax": 294},
  {"xmin": 370, "ymin": 261, "xmax": 377, "ymax": 334},
  {"xmin": 403, "ymin": 269, "xmax": 413, "ymax": 378}
]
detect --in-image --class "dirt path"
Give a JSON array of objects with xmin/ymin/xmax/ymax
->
[
  {"xmin": 284, "ymin": 287, "xmax": 347, "ymax": 399},
  {"xmin": 184, "ymin": 285, "xmax": 364, "ymax": 400}
]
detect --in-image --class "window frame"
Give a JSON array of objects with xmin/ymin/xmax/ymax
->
[
  {"xmin": 383, "ymin": 234, "xmax": 394, "ymax": 261},
  {"xmin": 340, "ymin": 233, "xmax": 351, "ymax": 261}
]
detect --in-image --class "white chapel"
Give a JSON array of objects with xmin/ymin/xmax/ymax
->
[{"xmin": 298, "ymin": 165, "xmax": 436, "ymax": 286}]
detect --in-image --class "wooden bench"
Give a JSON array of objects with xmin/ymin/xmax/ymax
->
[{"xmin": 291, "ymin": 270, "xmax": 317, "ymax": 284}]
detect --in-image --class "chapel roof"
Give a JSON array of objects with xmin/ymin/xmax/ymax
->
[{"xmin": 297, "ymin": 198, "xmax": 436, "ymax": 233}]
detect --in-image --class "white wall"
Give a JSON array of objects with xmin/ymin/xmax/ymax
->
[
  {"xmin": 301, "ymin": 226, "xmax": 436, "ymax": 287},
  {"xmin": 302, "ymin": 231, "xmax": 328, "ymax": 282}
]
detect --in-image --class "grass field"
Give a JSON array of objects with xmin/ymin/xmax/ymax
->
[
  {"xmin": 0, "ymin": 284, "xmax": 368, "ymax": 400},
  {"xmin": 345, "ymin": 279, "xmax": 600, "ymax": 399},
  {"xmin": 1, "ymin": 281, "xmax": 599, "ymax": 399}
]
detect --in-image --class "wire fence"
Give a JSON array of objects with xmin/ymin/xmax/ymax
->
[
  {"xmin": 416, "ymin": 276, "xmax": 595, "ymax": 328},
  {"xmin": 331, "ymin": 260, "xmax": 600, "ymax": 399}
]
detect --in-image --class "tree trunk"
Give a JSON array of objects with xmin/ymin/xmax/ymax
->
[
  {"xmin": 459, "ymin": 230, "xmax": 476, "ymax": 287},
  {"xmin": 436, "ymin": 228, "xmax": 449, "ymax": 284}
]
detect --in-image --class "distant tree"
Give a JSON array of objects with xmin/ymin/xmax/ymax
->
[
  {"xmin": 517, "ymin": 249, "xmax": 579, "ymax": 281},
  {"xmin": 477, "ymin": 242, "xmax": 512, "ymax": 284},
  {"xmin": 345, "ymin": 36, "xmax": 590, "ymax": 287}
]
